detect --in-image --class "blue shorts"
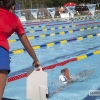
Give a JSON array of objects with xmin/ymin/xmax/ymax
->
[{"xmin": 0, "ymin": 47, "xmax": 10, "ymax": 73}]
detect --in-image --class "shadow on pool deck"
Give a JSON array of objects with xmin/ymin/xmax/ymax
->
[{"xmin": 2, "ymin": 98, "xmax": 18, "ymax": 100}]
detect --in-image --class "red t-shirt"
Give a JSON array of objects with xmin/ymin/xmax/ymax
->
[{"xmin": 0, "ymin": 8, "xmax": 25, "ymax": 51}]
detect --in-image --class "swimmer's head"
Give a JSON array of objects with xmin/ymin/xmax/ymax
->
[{"xmin": 58, "ymin": 75, "xmax": 67, "ymax": 84}]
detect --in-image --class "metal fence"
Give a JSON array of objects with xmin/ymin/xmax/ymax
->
[
  {"xmin": 15, "ymin": 0, "xmax": 46, "ymax": 10},
  {"xmin": 15, "ymin": 1, "xmax": 100, "ymax": 20},
  {"xmin": 15, "ymin": 8, "xmax": 61, "ymax": 20}
]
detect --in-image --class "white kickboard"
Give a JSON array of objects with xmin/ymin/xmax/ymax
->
[{"xmin": 26, "ymin": 67, "xmax": 48, "ymax": 100}]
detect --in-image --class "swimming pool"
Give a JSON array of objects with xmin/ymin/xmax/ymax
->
[{"xmin": 3, "ymin": 16, "xmax": 100, "ymax": 100}]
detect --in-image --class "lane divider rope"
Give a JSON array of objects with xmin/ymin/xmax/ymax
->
[
  {"xmin": 24, "ymin": 22, "xmax": 100, "ymax": 33},
  {"xmin": 9, "ymin": 25, "xmax": 99, "ymax": 43},
  {"xmin": 22, "ymin": 21, "xmax": 100, "ymax": 32},
  {"xmin": 23, "ymin": 17, "xmax": 100, "ymax": 27},
  {"xmin": 8, "ymin": 49, "xmax": 100, "ymax": 82},
  {"xmin": 9, "ymin": 32, "xmax": 100, "ymax": 55}
]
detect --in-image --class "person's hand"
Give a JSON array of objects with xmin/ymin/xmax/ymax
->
[{"xmin": 32, "ymin": 61, "xmax": 41, "ymax": 68}]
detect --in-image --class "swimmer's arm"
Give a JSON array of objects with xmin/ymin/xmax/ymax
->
[
  {"xmin": 50, "ymin": 81, "xmax": 72, "ymax": 96},
  {"xmin": 51, "ymin": 85, "xmax": 67, "ymax": 95},
  {"xmin": 50, "ymin": 81, "xmax": 73, "ymax": 96}
]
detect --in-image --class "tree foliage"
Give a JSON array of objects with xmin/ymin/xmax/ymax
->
[
  {"xmin": 45, "ymin": 0, "xmax": 54, "ymax": 7},
  {"xmin": 16, "ymin": 0, "xmax": 92, "ymax": 8},
  {"xmin": 52, "ymin": 0, "xmax": 67, "ymax": 7},
  {"xmin": 45, "ymin": 0, "xmax": 91, "ymax": 7}
]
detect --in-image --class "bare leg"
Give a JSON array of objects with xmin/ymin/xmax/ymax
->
[
  {"xmin": 63, "ymin": 68, "xmax": 71, "ymax": 81},
  {"xmin": 0, "ymin": 70, "xmax": 8, "ymax": 100}
]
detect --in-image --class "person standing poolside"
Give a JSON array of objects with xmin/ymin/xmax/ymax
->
[{"xmin": 0, "ymin": 0, "xmax": 41, "ymax": 99}]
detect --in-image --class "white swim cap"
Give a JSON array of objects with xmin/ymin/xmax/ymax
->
[{"xmin": 58, "ymin": 75, "xmax": 67, "ymax": 84}]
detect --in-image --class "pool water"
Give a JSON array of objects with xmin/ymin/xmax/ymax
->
[{"xmin": 3, "ymin": 16, "xmax": 100, "ymax": 100}]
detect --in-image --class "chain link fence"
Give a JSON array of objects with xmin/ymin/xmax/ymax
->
[{"xmin": 16, "ymin": 0, "xmax": 46, "ymax": 9}]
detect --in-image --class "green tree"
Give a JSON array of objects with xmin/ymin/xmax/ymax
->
[
  {"xmin": 45, "ymin": 0, "xmax": 91, "ymax": 7},
  {"xmin": 25, "ymin": 1, "xmax": 30, "ymax": 9},
  {"xmin": 16, "ymin": 0, "xmax": 92, "ymax": 9},
  {"xmin": 53, "ymin": 0, "xmax": 67, "ymax": 7},
  {"xmin": 45, "ymin": 0, "xmax": 54, "ymax": 7}
]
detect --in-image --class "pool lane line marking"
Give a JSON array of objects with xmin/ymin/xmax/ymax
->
[
  {"xmin": 23, "ymin": 17, "xmax": 99, "ymax": 26},
  {"xmin": 24, "ymin": 14, "xmax": 100, "ymax": 26},
  {"xmin": 9, "ymin": 25, "xmax": 99, "ymax": 43},
  {"xmin": 8, "ymin": 44, "xmax": 100, "ymax": 77},
  {"xmin": 24, "ymin": 15, "xmax": 100, "ymax": 25},
  {"xmin": 23, "ymin": 16, "xmax": 94, "ymax": 25},
  {"xmin": 23, "ymin": 21, "xmax": 99, "ymax": 31},
  {"xmin": 22, "ymin": 19, "xmax": 94, "ymax": 25},
  {"xmin": 12, "ymin": 21, "xmax": 99, "ymax": 36},
  {"xmin": 11, "ymin": 20, "xmax": 99, "ymax": 36},
  {"xmin": 23, "ymin": 16, "xmax": 88, "ymax": 25},
  {"xmin": 9, "ymin": 32, "xmax": 100, "ymax": 55},
  {"xmin": 23, "ymin": 22, "xmax": 100, "ymax": 33},
  {"xmin": 8, "ymin": 44, "xmax": 100, "ymax": 78},
  {"xmin": 8, "ymin": 49, "xmax": 100, "ymax": 82}
]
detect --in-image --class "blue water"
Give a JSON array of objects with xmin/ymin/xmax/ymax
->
[{"xmin": 3, "ymin": 17, "xmax": 100, "ymax": 100}]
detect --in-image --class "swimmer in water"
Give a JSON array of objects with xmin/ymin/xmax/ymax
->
[
  {"xmin": 50, "ymin": 68, "xmax": 95, "ymax": 96},
  {"xmin": 58, "ymin": 68, "xmax": 72, "ymax": 84},
  {"xmin": 59, "ymin": 68, "xmax": 95, "ymax": 84}
]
